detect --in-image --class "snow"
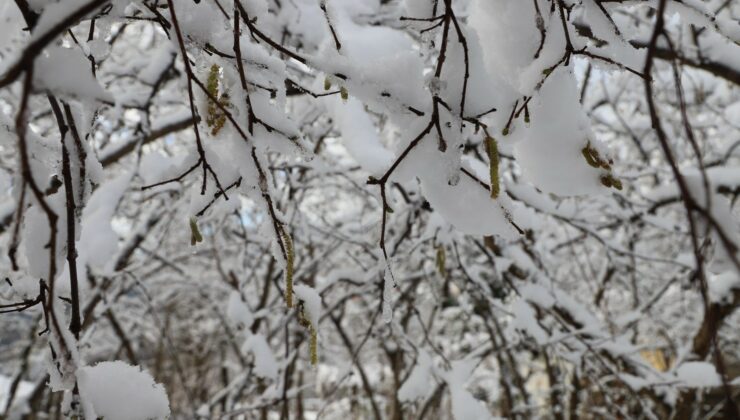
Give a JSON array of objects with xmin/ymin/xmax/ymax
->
[
  {"xmin": 469, "ymin": 0, "xmax": 539, "ymax": 89},
  {"xmin": 398, "ymin": 350, "xmax": 434, "ymax": 402},
  {"xmin": 31, "ymin": 0, "xmax": 100, "ymax": 40},
  {"xmin": 243, "ymin": 334, "xmax": 279, "ymax": 380},
  {"xmin": 77, "ymin": 361, "xmax": 170, "ymax": 420},
  {"xmin": 312, "ymin": 5, "xmax": 428, "ymax": 114},
  {"xmin": 79, "ymin": 172, "xmax": 132, "ymax": 272},
  {"xmin": 443, "ymin": 359, "xmax": 492, "ymax": 420},
  {"xmin": 171, "ymin": 0, "xmax": 227, "ymax": 47},
  {"xmin": 708, "ymin": 271, "xmax": 740, "ymax": 304},
  {"xmin": 227, "ymin": 291, "xmax": 254, "ymax": 328},
  {"xmin": 34, "ymin": 46, "xmax": 113, "ymax": 102},
  {"xmin": 328, "ymin": 97, "xmax": 393, "ymax": 175},
  {"xmin": 1, "ymin": 0, "xmax": 739, "ymax": 417},
  {"xmin": 519, "ymin": 283, "xmax": 556, "ymax": 309},
  {"xmin": 138, "ymin": 44, "xmax": 176, "ymax": 85},
  {"xmin": 675, "ymin": 362, "xmax": 722, "ymax": 388},
  {"xmin": 725, "ymin": 100, "xmax": 740, "ymax": 123},
  {"xmin": 398, "ymin": 137, "xmax": 519, "ymax": 239},
  {"xmin": 513, "ymin": 67, "xmax": 605, "ymax": 196},
  {"xmin": 510, "ymin": 299, "xmax": 549, "ymax": 345},
  {"xmin": 620, "ymin": 373, "xmax": 649, "ymax": 391},
  {"xmin": 294, "ymin": 284, "xmax": 321, "ymax": 328},
  {"xmin": 0, "ymin": 374, "xmax": 34, "ymax": 413},
  {"xmin": 0, "ymin": 2, "xmax": 24, "ymax": 57},
  {"xmin": 578, "ymin": 0, "xmax": 643, "ymax": 71},
  {"xmin": 382, "ymin": 267, "xmax": 393, "ymax": 323},
  {"xmin": 21, "ymin": 202, "xmax": 60, "ymax": 280},
  {"xmin": 137, "ymin": 151, "xmax": 181, "ymax": 186},
  {"xmin": 87, "ymin": 39, "xmax": 110, "ymax": 61}
]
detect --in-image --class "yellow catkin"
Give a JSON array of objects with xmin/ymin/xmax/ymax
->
[
  {"xmin": 211, "ymin": 94, "xmax": 228, "ymax": 136},
  {"xmin": 584, "ymin": 142, "xmax": 623, "ymax": 191},
  {"xmin": 297, "ymin": 305, "xmax": 318, "ymax": 365},
  {"xmin": 600, "ymin": 174, "xmax": 623, "ymax": 191},
  {"xmin": 283, "ymin": 230, "xmax": 294, "ymax": 308},
  {"xmin": 205, "ymin": 64, "xmax": 229, "ymax": 136},
  {"xmin": 582, "ymin": 142, "xmax": 611, "ymax": 170},
  {"xmin": 485, "ymin": 136, "xmax": 500, "ymax": 199},
  {"xmin": 435, "ymin": 245, "xmax": 446, "ymax": 276},
  {"xmin": 206, "ymin": 65, "xmax": 219, "ymax": 96},
  {"xmin": 297, "ymin": 305, "xmax": 309, "ymax": 327},
  {"xmin": 324, "ymin": 77, "xmax": 332, "ymax": 91},
  {"xmin": 581, "ymin": 146, "xmax": 600, "ymax": 168},
  {"xmin": 612, "ymin": 178, "xmax": 623, "ymax": 190},
  {"xmin": 641, "ymin": 349, "xmax": 670, "ymax": 372},
  {"xmin": 206, "ymin": 65, "xmax": 219, "ymax": 127},
  {"xmin": 189, "ymin": 217, "xmax": 203, "ymax": 246},
  {"xmin": 309, "ymin": 325, "xmax": 318, "ymax": 366},
  {"xmin": 340, "ymin": 86, "xmax": 348, "ymax": 101}
]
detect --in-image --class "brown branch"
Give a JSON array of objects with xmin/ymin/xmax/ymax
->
[
  {"xmin": 164, "ymin": 0, "xmax": 227, "ymax": 198},
  {"xmin": 643, "ymin": 2, "xmax": 738, "ymax": 417},
  {"xmin": 99, "ymin": 116, "xmax": 197, "ymax": 167},
  {"xmin": 48, "ymin": 96, "xmax": 82, "ymax": 340},
  {"xmin": 319, "ymin": 0, "xmax": 341, "ymax": 51}
]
